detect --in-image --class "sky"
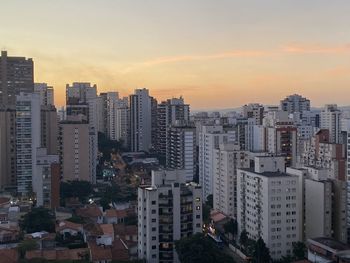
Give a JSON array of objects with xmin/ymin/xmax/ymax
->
[{"xmin": 1, "ymin": 0, "xmax": 350, "ymax": 110}]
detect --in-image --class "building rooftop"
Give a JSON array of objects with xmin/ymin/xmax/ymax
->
[
  {"xmin": 308, "ymin": 237, "xmax": 349, "ymax": 252},
  {"xmin": 240, "ymin": 167, "xmax": 294, "ymax": 178}
]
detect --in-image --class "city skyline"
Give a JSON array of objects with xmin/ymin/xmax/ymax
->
[{"xmin": 2, "ymin": 0, "xmax": 350, "ymax": 109}]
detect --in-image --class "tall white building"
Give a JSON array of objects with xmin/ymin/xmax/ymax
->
[
  {"xmin": 16, "ymin": 93, "xmax": 41, "ymax": 196},
  {"xmin": 34, "ymin": 83, "xmax": 54, "ymax": 106},
  {"xmin": 130, "ymin": 88, "xmax": 152, "ymax": 152},
  {"xmin": 106, "ymin": 92, "xmax": 129, "ymax": 145},
  {"xmin": 320, "ymin": 104, "xmax": 341, "ymax": 143},
  {"xmin": 280, "ymin": 94, "xmax": 310, "ymax": 114},
  {"xmin": 213, "ymin": 143, "xmax": 245, "ymax": 218},
  {"xmin": 237, "ymin": 156, "xmax": 301, "ymax": 260},
  {"xmin": 198, "ymin": 125, "xmax": 235, "ymax": 200},
  {"xmin": 138, "ymin": 169, "xmax": 202, "ymax": 263},
  {"xmin": 242, "ymin": 103, "xmax": 264, "ymax": 125},
  {"xmin": 157, "ymin": 97, "xmax": 190, "ymax": 157},
  {"xmin": 166, "ymin": 122, "xmax": 196, "ymax": 182}
]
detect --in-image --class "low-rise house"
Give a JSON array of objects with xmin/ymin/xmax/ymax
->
[
  {"xmin": 55, "ymin": 207, "xmax": 73, "ymax": 221},
  {"xmin": 56, "ymin": 220, "xmax": 83, "ymax": 237},
  {"xmin": 0, "ymin": 226, "xmax": 19, "ymax": 243},
  {"xmin": 113, "ymin": 224, "xmax": 138, "ymax": 258},
  {"xmin": 76, "ymin": 205, "xmax": 103, "ymax": 224},
  {"xmin": 26, "ymin": 231, "xmax": 56, "ymax": 249},
  {"xmin": 83, "ymin": 223, "xmax": 104, "ymax": 243},
  {"xmin": 97, "ymin": 224, "xmax": 114, "ymax": 246},
  {"xmin": 104, "ymin": 209, "xmax": 128, "ymax": 224},
  {"xmin": 88, "ymin": 238, "xmax": 129, "ymax": 263}
]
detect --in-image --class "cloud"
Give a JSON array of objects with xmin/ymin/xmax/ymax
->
[
  {"xmin": 282, "ymin": 43, "xmax": 350, "ymax": 54},
  {"xmin": 121, "ymin": 49, "xmax": 271, "ymax": 73}
]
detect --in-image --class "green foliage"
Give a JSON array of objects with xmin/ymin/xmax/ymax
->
[
  {"xmin": 224, "ymin": 219, "xmax": 238, "ymax": 242},
  {"xmin": 60, "ymin": 180, "xmax": 94, "ymax": 204},
  {"xmin": 98, "ymin": 132, "xmax": 127, "ymax": 162},
  {"xmin": 292, "ymin": 241, "xmax": 306, "ymax": 260},
  {"xmin": 20, "ymin": 207, "xmax": 55, "ymax": 233},
  {"xmin": 66, "ymin": 215, "xmax": 86, "ymax": 224},
  {"xmin": 253, "ymin": 237, "xmax": 271, "ymax": 263},
  {"xmin": 98, "ymin": 182, "xmax": 137, "ymax": 204},
  {"xmin": 206, "ymin": 194, "xmax": 213, "ymax": 208},
  {"xmin": 17, "ymin": 239, "xmax": 38, "ymax": 258},
  {"xmin": 239, "ymin": 230, "xmax": 249, "ymax": 247},
  {"xmin": 175, "ymin": 233, "xmax": 235, "ymax": 263}
]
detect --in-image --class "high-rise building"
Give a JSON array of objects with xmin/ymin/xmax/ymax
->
[
  {"xmin": 287, "ymin": 167, "xmax": 347, "ymax": 243},
  {"xmin": 16, "ymin": 93, "xmax": 41, "ymax": 196},
  {"xmin": 280, "ymin": 94, "xmax": 310, "ymax": 114},
  {"xmin": 0, "ymin": 51, "xmax": 34, "ymax": 107},
  {"xmin": 242, "ymin": 103, "xmax": 264, "ymax": 125},
  {"xmin": 299, "ymin": 129, "xmax": 346, "ymax": 181},
  {"xmin": 166, "ymin": 121, "xmax": 196, "ymax": 182},
  {"xmin": 34, "ymin": 148, "xmax": 60, "ymax": 209},
  {"xmin": 130, "ymin": 88, "xmax": 153, "ymax": 152},
  {"xmin": 34, "ymin": 83, "xmax": 54, "ymax": 106},
  {"xmin": 198, "ymin": 125, "xmax": 235, "ymax": 200},
  {"xmin": 264, "ymin": 111, "xmax": 298, "ymax": 167},
  {"xmin": 157, "ymin": 97, "xmax": 190, "ymax": 157},
  {"xmin": 320, "ymin": 104, "xmax": 341, "ymax": 143},
  {"xmin": 40, "ymin": 105, "xmax": 58, "ymax": 155},
  {"xmin": 237, "ymin": 156, "xmax": 301, "ymax": 260},
  {"xmin": 213, "ymin": 143, "xmax": 244, "ymax": 218},
  {"xmin": 66, "ymin": 82, "xmax": 98, "ymax": 127},
  {"xmin": 138, "ymin": 169, "xmax": 202, "ymax": 263},
  {"xmin": 59, "ymin": 116, "xmax": 97, "ymax": 183},
  {"xmin": 106, "ymin": 92, "xmax": 129, "ymax": 146},
  {"xmin": 0, "ymin": 109, "xmax": 16, "ymax": 189}
]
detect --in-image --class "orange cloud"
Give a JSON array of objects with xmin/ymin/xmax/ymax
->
[
  {"xmin": 122, "ymin": 49, "xmax": 271, "ymax": 73},
  {"xmin": 282, "ymin": 43, "xmax": 350, "ymax": 54}
]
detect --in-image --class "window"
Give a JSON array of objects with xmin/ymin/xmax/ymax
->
[
  {"xmin": 152, "ymin": 236, "xmax": 156, "ymax": 240},
  {"xmin": 152, "ymin": 209, "xmax": 156, "ymax": 214},
  {"xmin": 196, "ymin": 206, "xmax": 201, "ymax": 210},
  {"xmin": 152, "ymin": 201, "xmax": 156, "ymax": 205}
]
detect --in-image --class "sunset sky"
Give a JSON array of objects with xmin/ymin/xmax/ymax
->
[{"xmin": 1, "ymin": 0, "xmax": 350, "ymax": 109}]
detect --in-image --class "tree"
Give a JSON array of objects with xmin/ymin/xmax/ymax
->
[
  {"xmin": 60, "ymin": 180, "xmax": 94, "ymax": 204},
  {"xmin": 206, "ymin": 194, "xmax": 213, "ymax": 208},
  {"xmin": 253, "ymin": 237, "xmax": 271, "ymax": 263},
  {"xmin": 17, "ymin": 239, "xmax": 38, "ymax": 258},
  {"xmin": 20, "ymin": 207, "xmax": 55, "ymax": 233},
  {"xmin": 224, "ymin": 219, "xmax": 238, "ymax": 242},
  {"xmin": 239, "ymin": 230, "xmax": 249, "ymax": 248},
  {"xmin": 175, "ymin": 233, "xmax": 236, "ymax": 263},
  {"xmin": 292, "ymin": 241, "xmax": 306, "ymax": 260}
]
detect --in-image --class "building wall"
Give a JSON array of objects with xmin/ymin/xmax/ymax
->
[
  {"xmin": 0, "ymin": 110, "xmax": 16, "ymax": 189},
  {"xmin": 16, "ymin": 93, "xmax": 41, "ymax": 196},
  {"xmin": 59, "ymin": 121, "xmax": 92, "ymax": 182},
  {"xmin": 304, "ymin": 179, "xmax": 332, "ymax": 239}
]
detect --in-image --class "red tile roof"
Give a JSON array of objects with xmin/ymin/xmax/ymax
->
[
  {"xmin": 105, "ymin": 208, "xmax": 128, "ymax": 218},
  {"xmin": 56, "ymin": 220, "xmax": 83, "ymax": 232},
  {"xmin": 88, "ymin": 241, "xmax": 113, "ymax": 261},
  {"xmin": 26, "ymin": 248, "xmax": 88, "ymax": 261},
  {"xmin": 76, "ymin": 205, "xmax": 102, "ymax": 218},
  {"xmin": 0, "ymin": 249, "xmax": 18, "ymax": 263}
]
